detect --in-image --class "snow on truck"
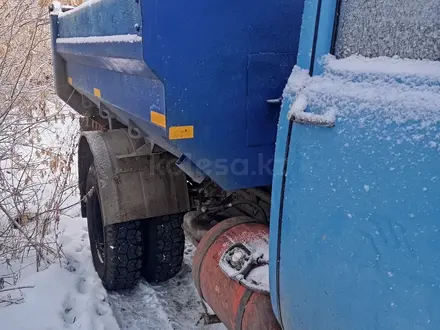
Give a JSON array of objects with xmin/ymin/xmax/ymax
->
[{"xmin": 49, "ymin": 0, "xmax": 440, "ymax": 329}]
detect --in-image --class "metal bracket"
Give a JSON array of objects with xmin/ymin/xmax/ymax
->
[
  {"xmin": 197, "ymin": 300, "xmax": 221, "ymax": 326},
  {"xmin": 266, "ymin": 97, "xmax": 283, "ymax": 105},
  {"xmin": 175, "ymin": 155, "xmax": 206, "ymax": 184},
  {"xmin": 220, "ymin": 243, "xmax": 254, "ymax": 277},
  {"xmin": 115, "ymin": 143, "xmax": 156, "ymax": 160},
  {"xmin": 48, "ymin": 3, "xmax": 74, "ymax": 12},
  {"xmin": 127, "ymin": 119, "xmax": 143, "ymax": 139},
  {"xmin": 219, "ymin": 243, "xmax": 269, "ymax": 294},
  {"xmin": 81, "ymin": 94, "xmax": 93, "ymax": 109}
]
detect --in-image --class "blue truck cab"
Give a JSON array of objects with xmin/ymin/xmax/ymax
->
[
  {"xmin": 50, "ymin": 0, "xmax": 440, "ymax": 329},
  {"xmin": 271, "ymin": 0, "xmax": 440, "ymax": 329}
]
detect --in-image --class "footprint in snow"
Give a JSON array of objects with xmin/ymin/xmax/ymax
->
[
  {"xmin": 92, "ymin": 286, "xmax": 112, "ymax": 316},
  {"xmin": 80, "ymin": 232, "xmax": 88, "ymax": 242},
  {"xmin": 61, "ymin": 293, "xmax": 77, "ymax": 325},
  {"xmin": 95, "ymin": 299, "xmax": 111, "ymax": 317},
  {"xmin": 76, "ymin": 276, "xmax": 90, "ymax": 294},
  {"xmin": 63, "ymin": 257, "xmax": 80, "ymax": 273}
]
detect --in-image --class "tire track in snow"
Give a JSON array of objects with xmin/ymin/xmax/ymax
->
[
  {"xmin": 108, "ymin": 281, "xmax": 174, "ymax": 330},
  {"xmin": 108, "ymin": 241, "xmax": 226, "ymax": 330}
]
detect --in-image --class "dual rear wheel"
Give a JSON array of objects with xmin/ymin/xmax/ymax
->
[{"xmin": 86, "ymin": 165, "xmax": 185, "ymax": 290}]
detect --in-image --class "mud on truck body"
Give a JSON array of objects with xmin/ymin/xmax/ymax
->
[{"xmin": 50, "ymin": 0, "xmax": 440, "ymax": 329}]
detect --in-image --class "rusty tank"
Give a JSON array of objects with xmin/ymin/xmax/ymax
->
[{"xmin": 193, "ymin": 216, "xmax": 280, "ymax": 330}]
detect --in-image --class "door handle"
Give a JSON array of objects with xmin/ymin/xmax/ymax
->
[
  {"xmin": 266, "ymin": 97, "xmax": 283, "ymax": 105},
  {"xmin": 290, "ymin": 111, "xmax": 335, "ymax": 127},
  {"xmin": 287, "ymin": 95, "xmax": 335, "ymax": 128}
]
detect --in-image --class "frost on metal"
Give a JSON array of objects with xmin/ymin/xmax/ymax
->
[
  {"xmin": 326, "ymin": 55, "xmax": 440, "ymax": 80},
  {"xmin": 284, "ymin": 55, "xmax": 440, "ymax": 148},
  {"xmin": 287, "ymin": 94, "xmax": 336, "ymax": 127},
  {"xmin": 283, "ymin": 66, "xmax": 310, "ymax": 99},
  {"xmin": 335, "ymin": 0, "xmax": 440, "ymax": 61},
  {"xmin": 58, "ymin": 0, "xmax": 103, "ymax": 17},
  {"xmin": 56, "ymin": 34, "xmax": 142, "ymax": 44}
]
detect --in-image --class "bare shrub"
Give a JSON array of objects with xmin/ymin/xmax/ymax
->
[
  {"xmin": 39, "ymin": 0, "xmax": 84, "ymax": 7},
  {"xmin": 0, "ymin": 0, "xmax": 81, "ymax": 303}
]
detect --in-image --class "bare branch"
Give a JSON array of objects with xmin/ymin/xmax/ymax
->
[{"xmin": 0, "ymin": 285, "xmax": 34, "ymax": 293}]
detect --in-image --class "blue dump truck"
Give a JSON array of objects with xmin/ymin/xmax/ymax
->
[{"xmin": 50, "ymin": 1, "xmax": 440, "ymax": 329}]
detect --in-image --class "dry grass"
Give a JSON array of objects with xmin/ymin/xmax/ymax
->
[{"xmin": 0, "ymin": 0, "xmax": 80, "ymax": 300}]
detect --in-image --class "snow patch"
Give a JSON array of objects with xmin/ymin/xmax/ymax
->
[
  {"xmin": 286, "ymin": 93, "xmax": 308, "ymax": 118},
  {"xmin": 325, "ymin": 55, "xmax": 440, "ymax": 80},
  {"xmin": 56, "ymin": 34, "xmax": 142, "ymax": 44},
  {"xmin": 51, "ymin": 1, "xmax": 62, "ymax": 14},
  {"xmin": 283, "ymin": 66, "xmax": 310, "ymax": 98},
  {"xmin": 58, "ymin": 0, "xmax": 103, "ymax": 17}
]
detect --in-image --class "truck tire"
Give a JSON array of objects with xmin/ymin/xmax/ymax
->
[
  {"xmin": 86, "ymin": 165, "xmax": 143, "ymax": 290},
  {"xmin": 141, "ymin": 213, "xmax": 185, "ymax": 282}
]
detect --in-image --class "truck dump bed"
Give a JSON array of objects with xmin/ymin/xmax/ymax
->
[{"xmin": 50, "ymin": 0, "xmax": 304, "ymax": 190}]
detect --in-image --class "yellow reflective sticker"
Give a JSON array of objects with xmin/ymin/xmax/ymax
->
[
  {"xmin": 93, "ymin": 88, "xmax": 101, "ymax": 98},
  {"xmin": 150, "ymin": 111, "xmax": 166, "ymax": 128},
  {"xmin": 169, "ymin": 126, "xmax": 194, "ymax": 140}
]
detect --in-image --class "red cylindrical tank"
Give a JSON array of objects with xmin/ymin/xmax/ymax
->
[{"xmin": 193, "ymin": 216, "xmax": 280, "ymax": 330}]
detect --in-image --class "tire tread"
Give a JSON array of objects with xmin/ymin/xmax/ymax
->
[
  {"xmin": 101, "ymin": 221, "xmax": 143, "ymax": 290},
  {"xmin": 142, "ymin": 213, "xmax": 185, "ymax": 282}
]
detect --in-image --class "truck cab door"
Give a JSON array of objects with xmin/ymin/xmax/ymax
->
[{"xmin": 270, "ymin": 0, "xmax": 440, "ymax": 329}]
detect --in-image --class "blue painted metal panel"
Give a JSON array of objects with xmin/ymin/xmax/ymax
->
[
  {"xmin": 57, "ymin": 42, "xmax": 142, "ymax": 60},
  {"xmin": 312, "ymin": 0, "xmax": 338, "ymax": 75},
  {"xmin": 270, "ymin": 0, "xmax": 319, "ymax": 323},
  {"xmin": 278, "ymin": 102, "xmax": 440, "ymax": 330},
  {"xmin": 58, "ymin": 0, "xmax": 141, "ymax": 37},
  {"xmin": 246, "ymin": 53, "xmax": 296, "ymax": 147},
  {"xmin": 296, "ymin": 0, "xmax": 321, "ymax": 70},
  {"xmin": 139, "ymin": 0, "xmax": 304, "ymax": 190},
  {"xmin": 271, "ymin": 0, "xmax": 440, "ymax": 329},
  {"xmin": 52, "ymin": 0, "xmax": 305, "ymax": 191},
  {"xmin": 66, "ymin": 61, "xmax": 166, "ymax": 126}
]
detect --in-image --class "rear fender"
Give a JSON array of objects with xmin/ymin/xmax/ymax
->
[{"xmin": 78, "ymin": 129, "xmax": 190, "ymax": 226}]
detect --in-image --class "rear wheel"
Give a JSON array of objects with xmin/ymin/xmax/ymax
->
[
  {"xmin": 86, "ymin": 164, "xmax": 185, "ymax": 289},
  {"xmin": 86, "ymin": 165, "xmax": 143, "ymax": 290},
  {"xmin": 141, "ymin": 213, "xmax": 185, "ymax": 282}
]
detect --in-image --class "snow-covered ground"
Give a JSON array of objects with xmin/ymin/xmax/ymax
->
[
  {"xmin": 0, "ymin": 214, "xmax": 119, "ymax": 330},
  {"xmin": 0, "ymin": 195, "xmax": 227, "ymax": 330},
  {"xmin": 108, "ymin": 239, "xmax": 224, "ymax": 330},
  {"xmin": 0, "ymin": 213, "xmax": 225, "ymax": 330}
]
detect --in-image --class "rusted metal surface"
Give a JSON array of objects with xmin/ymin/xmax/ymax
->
[
  {"xmin": 193, "ymin": 217, "xmax": 281, "ymax": 330},
  {"xmin": 241, "ymin": 292, "xmax": 280, "ymax": 330}
]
